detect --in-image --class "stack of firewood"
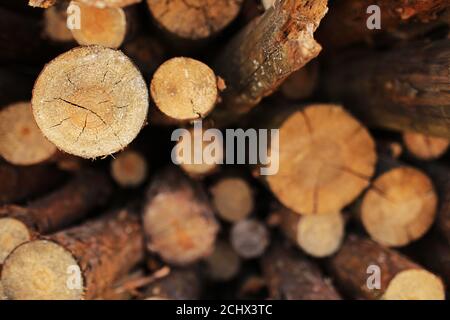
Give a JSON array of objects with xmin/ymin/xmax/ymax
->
[{"xmin": 0, "ymin": 0, "xmax": 449, "ymax": 300}]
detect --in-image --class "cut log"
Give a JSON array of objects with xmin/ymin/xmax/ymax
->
[
  {"xmin": 0, "ymin": 163, "xmax": 64, "ymax": 205},
  {"xmin": 203, "ymin": 240, "xmax": 241, "ymax": 282},
  {"xmin": 326, "ymin": 234, "xmax": 445, "ymax": 300},
  {"xmin": 174, "ymin": 124, "xmax": 223, "ymax": 178},
  {"xmin": 143, "ymin": 268, "xmax": 202, "ymax": 300},
  {"xmin": 318, "ymin": 0, "xmax": 450, "ymax": 50},
  {"xmin": 32, "ymin": 45, "xmax": 149, "ymax": 159},
  {"xmin": 230, "ymin": 219, "xmax": 269, "ymax": 259},
  {"xmin": 210, "ymin": 0, "xmax": 328, "ymax": 126},
  {"xmin": 146, "ymin": 0, "xmax": 243, "ymax": 41},
  {"xmin": 325, "ymin": 39, "xmax": 450, "ymax": 138},
  {"xmin": 210, "ymin": 176, "xmax": 254, "ymax": 222},
  {"xmin": 0, "ymin": 170, "xmax": 112, "ymax": 264},
  {"xmin": 360, "ymin": 166, "xmax": 437, "ymax": 247},
  {"xmin": 280, "ymin": 60, "xmax": 319, "ymax": 100},
  {"xmin": 278, "ymin": 206, "xmax": 344, "ymax": 258},
  {"xmin": 150, "ymin": 57, "xmax": 219, "ymax": 122},
  {"xmin": 111, "ymin": 150, "xmax": 148, "ymax": 188},
  {"xmin": 43, "ymin": 1, "xmax": 74, "ymax": 44},
  {"xmin": 258, "ymin": 103, "xmax": 376, "ymax": 215},
  {"xmin": 0, "ymin": 101, "xmax": 57, "ymax": 166},
  {"xmin": 142, "ymin": 167, "xmax": 219, "ymax": 266},
  {"xmin": 403, "ymin": 132, "xmax": 449, "ymax": 160},
  {"xmin": 1, "ymin": 208, "xmax": 144, "ymax": 300},
  {"xmin": 261, "ymin": 241, "xmax": 341, "ymax": 300},
  {"xmin": 69, "ymin": 1, "xmax": 133, "ymax": 49}
]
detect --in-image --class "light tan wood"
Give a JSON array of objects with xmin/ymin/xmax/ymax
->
[
  {"xmin": 0, "ymin": 101, "xmax": 57, "ymax": 165},
  {"xmin": 361, "ymin": 166, "xmax": 437, "ymax": 247},
  {"xmin": 151, "ymin": 57, "xmax": 218, "ymax": 122},
  {"xmin": 32, "ymin": 46, "xmax": 148, "ymax": 159},
  {"xmin": 111, "ymin": 150, "xmax": 148, "ymax": 187},
  {"xmin": 265, "ymin": 104, "xmax": 377, "ymax": 215},
  {"xmin": 403, "ymin": 132, "xmax": 449, "ymax": 160},
  {"xmin": 70, "ymin": 1, "xmax": 127, "ymax": 49},
  {"xmin": 210, "ymin": 177, "xmax": 254, "ymax": 222}
]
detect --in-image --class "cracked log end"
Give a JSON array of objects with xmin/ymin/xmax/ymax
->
[
  {"xmin": 266, "ymin": 104, "xmax": 377, "ymax": 215},
  {"xmin": 0, "ymin": 101, "xmax": 57, "ymax": 166},
  {"xmin": 203, "ymin": 240, "xmax": 241, "ymax": 282},
  {"xmin": 403, "ymin": 132, "xmax": 449, "ymax": 160},
  {"xmin": 143, "ymin": 168, "xmax": 219, "ymax": 265},
  {"xmin": 70, "ymin": 1, "xmax": 127, "ymax": 49},
  {"xmin": 361, "ymin": 167, "xmax": 437, "ymax": 247},
  {"xmin": 210, "ymin": 177, "xmax": 254, "ymax": 223},
  {"xmin": 111, "ymin": 150, "xmax": 148, "ymax": 187},
  {"xmin": 32, "ymin": 45, "xmax": 148, "ymax": 159},
  {"xmin": 2, "ymin": 240, "xmax": 84, "ymax": 300},
  {"xmin": 147, "ymin": 0, "xmax": 243, "ymax": 40},
  {"xmin": 383, "ymin": 269, "xmax": 445, "ymax": 300},
  {"xmin": 280, "ymin": 208, "xmax": 344, "ymax": 258},
  {"xmin": 230, "ymin": 219, "xmax": 269, "ymax": 259},
  {"xmin": 151, "ymin": 57, "xmax": 218, "ymax": 122},
  {"xmin": 0, "ymin": 217, "xmax": 31, "ymax": 264}
]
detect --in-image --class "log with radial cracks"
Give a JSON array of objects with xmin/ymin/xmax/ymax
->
[
  {"xmin": 326, "ymin": 235, "xmax": 445, "ymax": 300},
  {"xmin": 325, "ymin": 39, "xmax": 450, "ymax": 138},
  {"xmin": 318, "ymin": 0, "xmax": 450, "ymax": 50},
  {"xmin": 1, "ymin": 208, "xmax": 144, "ymax": 300},
  {"xmin": 360, "ymin": 166, "xmax": 437, "ymax": 247},
  {"xmin": 402, "ymin": 132, "xmax": 449, "ymax": 160},
  {"xmin": 0, "ymin": 101, "xmax": 57, "ymax": 166},
  {"xmin": 210, "ymin": 0, "xmax": 328, "ymax": 126},
  {"xmin": 278, "ymin": 205, "xmax": 344, "ymax": 258},
  {"xmin": 261, "ymin": 241, "xmax": 341, "ymax": 300},
  {"xmin": 32, "ymin": 46, "xmax": 148, "ymax": 159},
  {"xmin": 258, "ymin": 104, "xmax": 376, "ymax": 215},
  {"xmin": 150, "ymin": 57, "xmax": 220, "ymax": 122},
  {"xmin": 70, "ymin": 1, "xmax": 131, "ymax": 49},
  {"xmin": 0, "ymin": 170, "xmax": 112, "ymax": 264},
  {"xmin": 142, "ymin": 167, "xmax": 219, "ymax": 266},
  {"xmin": 146, "ymin": 0, "xmax": 244, "ymax": 41},
  {"xmin": 0, "ymin": 163, "xmax": 64, "ymax": 205}
]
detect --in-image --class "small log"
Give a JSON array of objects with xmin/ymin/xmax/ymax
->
[
  {"xmin": 142, "ymin": 167, "xmax": 219, "ymax": 266},
  {"xmin": 261, "ymin": 241, "xmax": 341, "ymax": 300},
  {"xmin": 143, "ymin": 268, "xmax": 202, "ymax": 300},
  {"xmin": 0, "ymin": 170, "xmax": 113, "ymax": 264},
  {"xmin": 280, "ymin": 60, "xmax": 319, "ymax": 100},
  {"xmin": 29, "ymin": 0, "xmax": 141, "ymax": 8},
  {"xmin": 256, "ymin": 103, "xmax": 376, "ymax": 215},
  {"xmin": 278, "ymin": 206, "xmax": 345, "ymax": 258},
  {"xmin": 0, "ymin": 101, "xmax": 57, "ymax": 166},
  {"xmin": 111, "ymin": 150, "xmax": 148, "ymax": 188},
  {"xmin": 326, "ymin": 234, "xmax": 445, "ymax": 300},
  {"xmin": 150, "ymin": 57, "xmax": 220, "ymax": 122},
  {"xmin": 403, "ymin": 132, "xmax": 449, "ymax": 160},
  {"xmin": 1, "ymin": 208, "xmax": 144, "ymax": 300},
  {"xmin": 69, "ymin": 1, "xmax": 135, "ymax": 49},
  {"xmin": 318, "ymin": 0, "xmax": 450, "ymax": 50},
  {"xmin": 210, "ymin": 0, "xmax": 328, "ymax": 125},
  {"xmin": 202, "ymin": 240, "xmax": 241, "ymax": 282},
  {"xmin": 0, "ymin": 163, "xmax": 64, "ymax": 205},
  {"xmin": 43, "ymin": 1, "xmax": 75, "ymax": 44},
  {"xmin": 230, "ymin": 219, "xmax": 269, "ymax": 259},
  {"xmin": 360, "ymin": 166, "xmax": 437, "ymax": 247},
  {"xmin": 146, "ymin": 0, "xmax": 243, "ymax": 41},
  {"xmin": 210, "ymin": 175, "xmax": 254, "ymax": 222},
  {"xmin": 325, "ymin": 39, "xmax": 450, "ymax": 138},
  {"xmin": 32, "ymin": 45, "xmax": 149, "ymax": 159},
  {"xmin": 174, "ymin": 124, "xmax": 223, "ymax": 178}
]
